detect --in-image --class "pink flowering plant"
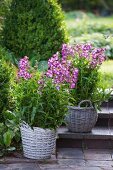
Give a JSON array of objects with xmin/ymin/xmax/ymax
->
[
  {"xmin": 17, "ymin": 56, "xmax": 32, "ymax": 80},
  {"xmin": 46, "ymin": 43, "xmax": 111, "ymax": 109},
  {"xmin": 12, "ymin": 56, "xmax": 68, "ymax": 130}
]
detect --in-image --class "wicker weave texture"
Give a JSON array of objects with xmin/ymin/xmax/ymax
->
[
  {"xmin": 20, "ymin": 122, "xmax": 56, "ymax": 160},
  {"xmin": 65, "ymin": 100, "xmax": 98, "ymax": 132}
]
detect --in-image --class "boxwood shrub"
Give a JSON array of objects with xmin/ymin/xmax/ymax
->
[
  {"xmin": 0, "ymin": 59, "xmax": 12, "ymax": 122},
  {"xmin": 3, "ymin": 0, "xmax": 68, "ymax": 61}
]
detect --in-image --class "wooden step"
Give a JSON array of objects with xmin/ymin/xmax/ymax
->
[
  {"xmin": 96, "ymin": 107, "xmax": 113, "ymax": 126},
  {"xmin": 101, "ymin": 96, "xmax": 113, "ymax": 107},
  {"xmin": 57, "ymin": 126, "xmax": 113, "ymax": 149},
  {"xmin": 98, "ymin": 107, "xmax": 113, "ymax": 118}
]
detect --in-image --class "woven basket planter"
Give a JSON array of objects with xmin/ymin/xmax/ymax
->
[
  {"xmin": 20, "ymin": 122, "xmax": 56, "ymax": 160},
  {"xmin": 65, "ymin": 100, "xmax": 98, "ymax": 132}
]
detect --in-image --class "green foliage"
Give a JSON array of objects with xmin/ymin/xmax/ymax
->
[
  {"xmin": 67, "ymin": 15, "xmax": 113, "ymax": 37},
  {"xmin": 99, "ymin": 60, "xmax": 113, "ymax": 88},
  {"xmin": 73, "ymin": 33, "xmax": 113, "ymax": 59},
  {"xmin": 38, "ymin": 61, "xmax": 48, "ymax": 72},
  {"xmin": 0, "ymin": 0, "xmax": 12, "ymax": 37},
  {"xmin": 12, "ymin": 72, "xmax": 68, "ymax": 129},
  {"xmin": 36, "ymin": 79, "xmax": 68, "ymax": 129},
  {"xmin": 2, "ymin": 0, "xmax": 68, "ymax": 61},
  {"xmin": 69, "ymin": 55, "xmax": 111, "ymax": 109},
  {"xmin": 0, "ymin": 58, "xmax": 16, "ymax": 156},
  {"xmin": 59, "ymin": 0, "xmax": 113, "ymax": 12},
  {"xmin": 0, "ymin": 0, "xmax": 12, "ymax": 17},
  {"xmin": 0, "ymin": 59, "xmax": 12, "ymax": 122},
  {"xmin": 0, "ymin": 45, "xmax": 18, "ymax": 65},
  {"xmin": 65, "ymin": 11, "xmax": 96, "ymax": 20},
  {"xmin": 65, "ymin": 11, "xmax": 113, "ymax": 59},
  {"xmin": 101, "ymin": 72, "xmax": 113, "ymax": 88},
  {"xmin": 12, "ymin": 72, "xmax": 41, "ymax": 126},
  {"xmin": 3, "ymin": 131, "xmax": 12, "ymax": 147},
  {"xmin": 0, "ymin": 122, "xmax": 16, "ymax": 156}
]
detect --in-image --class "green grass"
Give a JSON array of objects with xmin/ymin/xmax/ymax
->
[
  {"xmin": 100, "ymin": 60, "xmax": 113, "ymax": 88},
  {"xmin": 100, "ymin": 60, "xmax": 113, "ymax": 74}
]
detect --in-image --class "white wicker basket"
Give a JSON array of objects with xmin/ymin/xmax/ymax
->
[{"xmin": 20, "ymin": 122, "xmax": 56, "ymax": 160}]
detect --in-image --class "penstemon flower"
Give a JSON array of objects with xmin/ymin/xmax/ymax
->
[
  {"xmin": 45, "ymin": 42, "xmax": 107, "ymax": 107},
  {"xmin": 46, "ymin": 43, "xmax": 106, "ymax": 89},
  {"xmin": 17, "ymin": 56, "xmax": 32, "ymax": 80},
  {"xmin": 46, "ymin": 52, "xmax": 79, "ymax": 88}
]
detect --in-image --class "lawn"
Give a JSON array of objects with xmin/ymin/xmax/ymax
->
[
  {"xmin": 100, "ymin": 60, "xmax": 113, "ymax": 88},
  {"xmin": 100, "ymin": 60, "xmax": 113, "ymax": 73}
]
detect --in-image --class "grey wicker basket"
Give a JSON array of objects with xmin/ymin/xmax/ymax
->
[
  {"xmin": 20, "ymin": 122, "xmax": 56, "ymax": 160},
  {"xmin": 65, "ymin": 100, "xmax": 98, "ymax": 132}
]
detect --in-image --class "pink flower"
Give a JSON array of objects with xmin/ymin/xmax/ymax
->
[{"xmin": 18, "ymin": 56, "xmax": 32, "ymax": 80}]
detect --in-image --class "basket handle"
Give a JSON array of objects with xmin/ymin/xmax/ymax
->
[
  {"xmin": 20, "ymin": 121, "xmax": 32, "ymax": 130},
  {"xmin": 78, "ymin": 100, "xmax": 93, "ymax": 108}
]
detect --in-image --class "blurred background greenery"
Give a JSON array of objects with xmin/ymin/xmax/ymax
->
[
  {"xmin": 61, "ymin": 0, "xmax": 113, "ymax": 88},
  {"xmin": 0, "ymin": 0, "xmax": 113, "ymax": 88}
]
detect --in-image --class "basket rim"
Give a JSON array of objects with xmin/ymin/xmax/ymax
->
[
  {"xmin": 68, "ymin": 105, "xmax": 95, "ymax": 110},
  {"xmin": 20, "ymin": 121, "xmax": 56, "ymax": 134}
]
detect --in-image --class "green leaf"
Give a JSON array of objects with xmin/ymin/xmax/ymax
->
[
  {"xmin": 31, "ymin": 107, "xmax": 37, "ymax": 124},
  {"xmin": 4, "ymin": 110, "xmax": 16, "ymax": 120},
  {"xmin": 0, "ymin": 152, "xmax": 3, "ymax": 157},
  {"xmin": 7, "ymin": 147, "xmax": 16, "ymax": 151},
  {"xmin": 38, "ymin": 61, "xmax": 48, "ymax": 72},
  {"xmin": 3, "ymin": 131, "xmax": 12, "ymax": 147}
]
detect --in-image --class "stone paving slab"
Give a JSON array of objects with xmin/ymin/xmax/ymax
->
[
  {"xmin": 40, "ymin": 164, "xmax": 113, "ymax": 170},
  {"xmin": 1, "ymin": 148, "xmax": 113, "ymax": 170},
  {"xmin": 0, "ymin": 155, "xmax": 57, "ymax": 164},
  {"xmin": 58, "ymin": 159, "xmax": 85, "ymax": 167},
  {"xmin": 84, "ymin": 149, "xmax": 112, "ymax": 161},
  {"xmin": 0, "ymin": 163, "xmax": 41, "ymax": 170},
  {"xmin": 85, "ymin": 160, "xmax": 113, "ymax": 167},
  {"xmin": 40, "ymin": 167, "xmax": 102, "ymax": 170},
  {"xmin": 57, "ymin": 148, "xmax": 84, "ymax": 159}
]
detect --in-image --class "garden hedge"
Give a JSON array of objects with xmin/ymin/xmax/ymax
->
[
  {"xmin": 0, "ymin": 59, "xmax": 11, "ymax": 122},
  {"xmin": 3, "ymin": 0, "xmax": 68, "ymax": 61}
]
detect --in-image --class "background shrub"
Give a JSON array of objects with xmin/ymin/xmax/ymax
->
[
  {"xmin": 2, "ymin": 0, "xmax": 68, "ymax": 61},
  {"xmin": 0, "ymin": 0, "xmax": 11, "ymax": 17},
  {"xmin": 65, "ymin": 12, "xmax": 113, "ymax": 37},
  {"xmin": 64, "ymin": 11, "xmax": 113, "ymax": 59},
  {"xmin": 59, "ymin": 0, "xmax": 113, "ymax": 13},
  {"xmin": 0, "ymin": 59, "xmax": 12, "ymax": 122}
]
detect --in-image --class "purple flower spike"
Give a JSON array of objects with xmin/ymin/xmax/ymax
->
[{"xmin": 18, "ymin": 56, "xmax": 32, "ymax": 80}]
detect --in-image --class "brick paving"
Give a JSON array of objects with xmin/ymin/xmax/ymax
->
[{"xmin": 0, "ymin": 149, "xmax": 113, "ymax": 170}]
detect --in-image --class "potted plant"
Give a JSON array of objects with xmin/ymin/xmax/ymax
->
[
  {"xmin": 46, "ymin": 43, "xmax": 112, "ymax": 132},
  {"xmin": 13, "ymin": 56, "xmax": 68, "ymax": 159}
]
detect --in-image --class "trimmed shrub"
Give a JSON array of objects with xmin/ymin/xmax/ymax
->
[
  {"xmin": 0, "ymin": 0, "xmax": 12, "ymax": 17},
  {"xmin": 3, "ymin": 0, "xmax": 68, "ymax": 61},
  {"xmin": 0, "ymin": 59, "xmax": 12, "ymax": 122},
  {"xmin": 0, "ymin": 45, "xmax": 18, "ymax": 66}
]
